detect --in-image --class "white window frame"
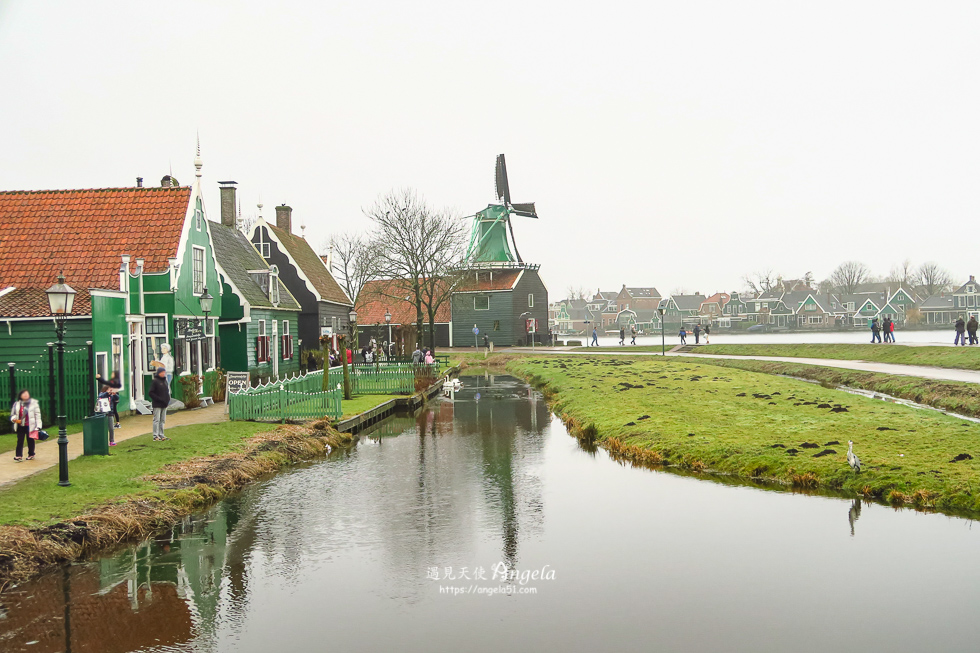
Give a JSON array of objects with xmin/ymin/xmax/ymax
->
[
  {"xmin": 192, "ymin": 245, "xmax": 206, "ymax": 295},
  {"xmin": 528, "ymin": 294, "xmax": 534, "ymax": 308},
  {"xmin": 475, "ymin": 296, "xmax": 490, "ymax": 311},
  {"xmin": 196, "ymin": 206, "xmax": 202, "ymax": 231},
  {"xmin": 111, "ymin": 335, "xmax": 125, "ymax": 391},
  {"xmin": 95, "ymin": 352, "xmax": 109, "ymax": 382},
  {"xmin": 258, "ymin": 319, "xmax": 266, "ymax": 337},
  {"xmin": 271, "ymin": 275, "xmax": 280, "ymax": 305},
  {"xmin": 144, "ymin": 314, "xmax": 169, "ymax": 370}
]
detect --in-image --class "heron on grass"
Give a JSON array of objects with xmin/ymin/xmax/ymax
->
[{"xmin": 847, "ymin": 440, "xmax": 861, "ymax": 473}]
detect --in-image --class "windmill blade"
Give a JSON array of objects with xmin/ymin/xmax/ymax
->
[
  {"xmin": 511, "ymin": 202, "xmax": 537, "ymax": 218},
  {"xmin": 507, "ymin": 217, "xmax": 524, "ymax": 263},
  {"xmin": 495, "ymin": 153, "xmax": 511, "ymax": 205}
]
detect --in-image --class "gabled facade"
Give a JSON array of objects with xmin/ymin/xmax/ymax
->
[
  {"xmin": 249, "ymin": 207, "xmax": 352, "ymax": 358},
  {"xmin": 615, "ymin": 286, "xmax": 662, "ymax": 313},
  {"xmin": 210, "ymin": 187, "xmax": 302, "ymax": 381},
  {"xmin": 951, "ymin": 276, "xmax": 980, "ymax": 319},
  {"xmin": 0, "ymin": 157, "xmax": 222, "ymax": 412},
  {"xmin": 722, "ymin": 291, "xmax": 748, "ymax": 320}
]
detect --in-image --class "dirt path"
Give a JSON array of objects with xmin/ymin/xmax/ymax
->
[{"xmin": 0, "ymin": 404, "xmax": 228, "ymax": 487}]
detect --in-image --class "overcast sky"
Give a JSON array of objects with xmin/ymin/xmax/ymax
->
[{"xmin": 2, "ymin": 1, "xmax": 978, "ymax": 298}]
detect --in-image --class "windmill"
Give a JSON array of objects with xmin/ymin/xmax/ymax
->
[{"xmin": 465, "ymin": 154, "xmax": 538, "ymax": 266}]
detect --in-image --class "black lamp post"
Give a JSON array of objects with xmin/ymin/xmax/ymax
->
[
  {"xmin": 340, "ymin": 308, "xmax": 356, "ymax": 400},
  {"xmin": 46, "ymin": 273, "xmax": 76, "ymax": 487},
  {"xmin": 658, "ymin": 306, "xmax": 666, "ymax": 357},
  {"xmin": 384, "ymin": 309, "xmax": 392, "ymax": 359}
]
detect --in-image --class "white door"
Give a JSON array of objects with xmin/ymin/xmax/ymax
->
[
  {"xmin": 129, "ymin": 321, "xmax": 145, "ymax": 408},
  {"xmin": 271, "ymin": 320, "xmax": 279, "ymax": 378}
]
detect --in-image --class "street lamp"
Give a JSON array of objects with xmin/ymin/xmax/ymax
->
[
  {"xmin": 384, "ymin": 309, "xmax": 392, "ymax": 359},
  {"xmin": 45, "ymin": 273, "xmax": 76, "ymax": 487},
  {"xmin": 199, "ymin": 287, "xmax": 213, "ymax": 318},
  {"xmin": 658, "ymin": 306, "xmax": 666, "ymax": 357}
]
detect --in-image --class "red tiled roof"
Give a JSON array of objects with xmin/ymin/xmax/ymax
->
[
  {"xmin": 0, "ymin": 287, "xmax": 93, "ymax": 317},
  {"xmin": 454, "ymin": 269, "xmax": 522, "ymax": 292},
  {"xmin": 263, "ymin": 223, "xmax": 351, "ymax": 306},
  {"xmin": 0, "ymin": 186, "xmax": 191, "ymax": 316},
  {"xmin": 358, "ymin": 278, "xmax": 451, "ymax": 324}
]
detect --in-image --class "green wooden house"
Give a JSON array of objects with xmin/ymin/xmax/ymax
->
[
  {"xmin": 210, "ymin": 193, "xmax": 302, "ymax": 382},
  {"xmin": 0, "ymin": 153, "xmax": 223, "ymax": 416}
]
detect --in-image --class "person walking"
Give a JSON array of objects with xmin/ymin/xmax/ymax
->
[
  {"xmin": 96, "ymin": 384, "xmax": 117, "ymax": 446},
  {"xmin": 870, "ymin": 317, "xmax": 882, "ymax": 343},
  {"xmin": 693, "ymin": 323, "xmax": 701, "ymax": 345},
  {"xmin": 630, "ymin": 325, "xmax": 637, "ymax": 346},
  {"xmin": 425, "ymin": 349, "xmax": 435, "ymax": 365},
  {"xmin": 149, "ymin": 367, "xmax": 171, "ymax": 442},
  {"xmin": 307, "ymin": 351, "xmax": 317, "ymax": 372},
  {"xmin": 10, "ymin": 389, "xmax": 42, "ymax": 462},
  {"xmin": 483, "ymin": 334, "xmax": 490, "ymax": 353},
  {"xmin": 678, "ymin": 327, "xmax": 687, "ymax": 345},
  {"xmin": 619, "ymin": 327, "xmax": 626, "ymax": 346},
  {"xmin": 955, "ymin": 316, "xmax": 967, "ymax": 346},
  {"xmin": 881, "ymin": 317, "xmax": 892, "ymax": 343},
  {"xmin": 591, "ymin": 327, "xmax": 599, "ymax": 347},
  {"xmin": 703, "ymin": 323, "xmax": 711, "ymax": 345},
  {"xmin": 889, "ymin": 318, "xmax": 896, "ymax": 343},
  {"xmin": 412, "ymin": 345, "xmax": 423, "ymax": 364},
  {"xmin": 968, "ymin": 316, "xmax": 979, "ymax": 345}
]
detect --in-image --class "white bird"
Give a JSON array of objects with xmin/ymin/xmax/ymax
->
[{"xmin": 847, "ymin": 440, "xmax": 861, "ymax": 473}]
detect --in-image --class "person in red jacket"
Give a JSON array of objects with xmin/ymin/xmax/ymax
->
[{"xmin": 346, "ymin": 348, "xmax": 353, "ymax": 365}]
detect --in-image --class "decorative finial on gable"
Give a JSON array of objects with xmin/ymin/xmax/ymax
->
[
  {"xmin": 257, "ymin": 200, "xmax": 263, "ymax": 221},
  {"xmin": 194, "ymin": 133, "xmax": 203, "ymax": 178},
  {"xmin": 236, "ymin": 199, "xmax": 243, "ymax": 231}
]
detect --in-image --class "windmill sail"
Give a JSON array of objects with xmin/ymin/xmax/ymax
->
[{"xmin": 466, "ymin": 154, "xmax": 539, "ymax": 266}]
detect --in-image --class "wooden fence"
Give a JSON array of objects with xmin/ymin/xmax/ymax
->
[
  {"xmin": 327, "ymin": 363, "xmax": 440, "ymax": 395},
  {"xmin": 228, "ymin": 380, "xmax": 342, "ymax": 422},
  {"xmin": 1, "ymin": 346, "xmax": 93, "ymax": 428}
]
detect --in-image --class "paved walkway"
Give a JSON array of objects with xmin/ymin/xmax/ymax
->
[
  {"xmin": 489, "ymin": 346, "xmax": 980, "ymax": 384},
  {"xmin": 0, "ymin": 403, "xmax": 228, "ymax": 487}
]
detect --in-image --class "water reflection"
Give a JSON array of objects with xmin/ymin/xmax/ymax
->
[{"xmin": 1, "ymin": 374, "xmax": 979, "ymax": 653}]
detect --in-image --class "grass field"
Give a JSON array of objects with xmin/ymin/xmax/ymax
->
[
  {"xmin": 675, "ymin": 343, "xmax": 980, "ymax": 370},
  {"xmin": 341, "ymin": 394, "xmax": 403, "ymax": 418},
  {"xmin": 694, "ymin": 358, "xmax": 980, "ymax": 419},
  {"xmin": 509, "ymin": 355, "xmax": 980, "ymax": 516},
  {"xmin": 0, "ymin": 421, "xmax": 270, "ymax": 526},
  {"xmin": 0, "ymin": 422, "xmax": 83, "ymax": 454}
]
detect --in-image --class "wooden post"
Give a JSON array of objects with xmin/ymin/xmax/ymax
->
[
  {"xmin": 339, "ymin": 334, "xmax": 352, "ymax": 400},
  {"xmin": 320, "ymin": 335, "xmax": 330, "ymax": 392},
  {"xmin": 7, "ymin": 362, "xmax": 15, "ymax": 407},
  {"xmin": 86, "ymin": 340, "xmax": 95, "ymax": 416}
]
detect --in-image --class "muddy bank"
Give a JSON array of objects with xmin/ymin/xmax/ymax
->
[{"xmin": 0, "ymin": 421, "xmax": 353, "ymax": 592}]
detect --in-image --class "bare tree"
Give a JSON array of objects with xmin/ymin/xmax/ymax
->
[
  {"xmin": 917, "ymin": 261, "xmax": 953, "ymax": 297},
  {"xmin": 565, "ymin": 286, "xmax": 589, "ymax": 301},
  {"xmin": 742, "ymin": 269, "xmax": 777, "ymax": 295},
  {"xmin": 325, "ymin": 232, "xmax": 376, "ymax": 308},
  {"xmin": 886, "ymin": 258, "xmax": 917, "ymax": 289},
  {"xmin": 828, "ymin": 261, "xmax": 871, "ymax": 295},
  {"xmin": 367, "ymin": 189, "xmax": 466, "ymax": 351}
]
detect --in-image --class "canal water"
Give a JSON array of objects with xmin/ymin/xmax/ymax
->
[{"xmin": 2, "ymin": 375, "xmax": 979, "ymax": 653}]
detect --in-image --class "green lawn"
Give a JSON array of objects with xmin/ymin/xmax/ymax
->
[
  {"xmin": 695, "ymin": 357, "xmax": 980, "ymax": 419},
  {"xmin": 341, "ymin": 394, "xmax": 403, "ymax": 418},
  {"xmin": 682, "ymin": 343, "xmax": 980, "ymax": 370},
  {"xmin": 0, "ymin": 421, "xmax": 270, "ymax": 527},
  {"xmin": 509, "ymin": 355, "xmax": 980, "ymax": 515}
]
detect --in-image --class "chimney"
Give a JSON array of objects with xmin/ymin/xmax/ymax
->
[
  {"xmin": 276, "ymin": 204, "xmax": 292, "ymax": 233},
  {"xmin": 136, "ymin": 177, "xmax": 143, "ymax": 188},
  {"xmin": 219, "ymin": 181, "xmax": 237, "ymax": 227},
  {"xmin": 971, "ymin": 275, "xmax": 976, "ymax": 283}
]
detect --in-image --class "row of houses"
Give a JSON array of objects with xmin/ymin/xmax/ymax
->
[
  {"xmin": 550, "ymin": 278, "xmax": 980, "ymax": 335},
  {"xmin": 0, "ymin": 153, "xmax": 353, "ymax": 416}
]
